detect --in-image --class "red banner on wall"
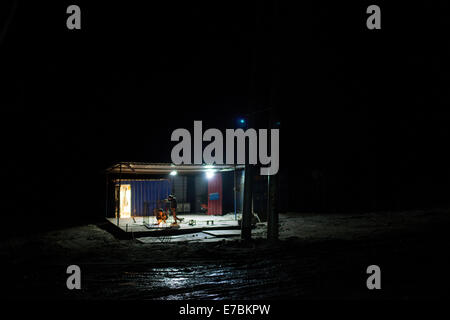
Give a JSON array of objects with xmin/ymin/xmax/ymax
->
[{"xmin": 207, "ymin": 173, "xmax": 222, "ymax": 215}]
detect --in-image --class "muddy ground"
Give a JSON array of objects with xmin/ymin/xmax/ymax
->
[{"xmin": 1, "ymin": 210, "xmax": 449, "ymax": 299}]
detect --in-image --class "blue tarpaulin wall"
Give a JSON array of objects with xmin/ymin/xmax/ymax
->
[{"xmin": 116, "ymin": 179, "xmax": 171, "ymax": 216}]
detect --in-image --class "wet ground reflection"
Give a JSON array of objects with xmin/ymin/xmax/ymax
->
[{"xmin": 80, "ymin": 260, "xmax": 303, "ymax": 299}]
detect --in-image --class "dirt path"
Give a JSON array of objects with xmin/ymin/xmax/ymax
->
[{"xmin": 2, "ymin": 210, "xmax": 449, "ymax": 299}]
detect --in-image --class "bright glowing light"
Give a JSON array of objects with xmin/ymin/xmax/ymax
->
[
  {"xmin": 239, "ymin": 119, "xmax": 245, "ymax": 124},
  {"xmin": 169, "ymin": 170, "xmax": 177, "ymax": 176},
  {"xmin": 119, "ymin": 185, "xmax": 131, "ymax": 218},
  {"xmin": 205, "ymin": 169, "xmax": 215, "ymax": 180}
]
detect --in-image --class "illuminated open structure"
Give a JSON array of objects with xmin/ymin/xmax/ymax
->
[{"xmin": 104, "ymin": 162, "xmax": 245, "ymax": 236}]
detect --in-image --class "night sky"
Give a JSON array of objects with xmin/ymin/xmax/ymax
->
[{"xmin": 1, "ymin": 1, "xmax": 450, "ymax": 235}]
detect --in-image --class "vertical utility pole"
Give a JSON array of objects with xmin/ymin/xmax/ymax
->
[
  {"xmin": 267, "ymin": 0, "xmax": 280, "ymax": 241},
  {"xmin": 267, "ymin": 172, "xmax": 279, "ymax": 240},
  {"xmin": 267, "ymin": 107, "xmax": 279, "ymax": 240},
  {"xmin": 241, "ymin": 163, "xmax": 253, "ymax": 240}
]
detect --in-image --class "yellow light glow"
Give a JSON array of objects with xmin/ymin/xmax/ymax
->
[{"xmin": 120, "ymin": 184, "xmax": 131, "ymax": 218}]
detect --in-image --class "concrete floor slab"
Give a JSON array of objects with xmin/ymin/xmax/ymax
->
[{"xmin": 106, "ymin": 213, "xmax": 239, "ymax": 238}]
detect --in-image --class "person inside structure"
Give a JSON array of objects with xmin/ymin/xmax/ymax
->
[{"xmin": 168, "ymin": 194, "xmax": 184, "ymax": 225}]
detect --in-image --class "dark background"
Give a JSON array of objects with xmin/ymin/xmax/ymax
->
[{"xmin": 1, "ymin": 1, "xmax": 449, "ymax": 236}]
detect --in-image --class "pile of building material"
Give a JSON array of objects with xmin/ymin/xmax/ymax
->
[{"xmin": 136, "ymin": 229, "xmax": 241, "ymax": 244}]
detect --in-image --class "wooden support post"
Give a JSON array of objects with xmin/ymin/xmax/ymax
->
[
  {"xmin": 117, "ymin": 164, "xmax": 122, "ymax": 226},
  {"xmin": 241, "ymin": 164, "xmax": 253, "ymax": 241},
  {"xmin": 233, "ymin": 165, "xmax": 237, "ymax": 220}
]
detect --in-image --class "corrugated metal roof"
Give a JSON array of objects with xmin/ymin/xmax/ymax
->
[{"xmin": 106, "ymin": 162, "xmax": 244, "ymax": 174}]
